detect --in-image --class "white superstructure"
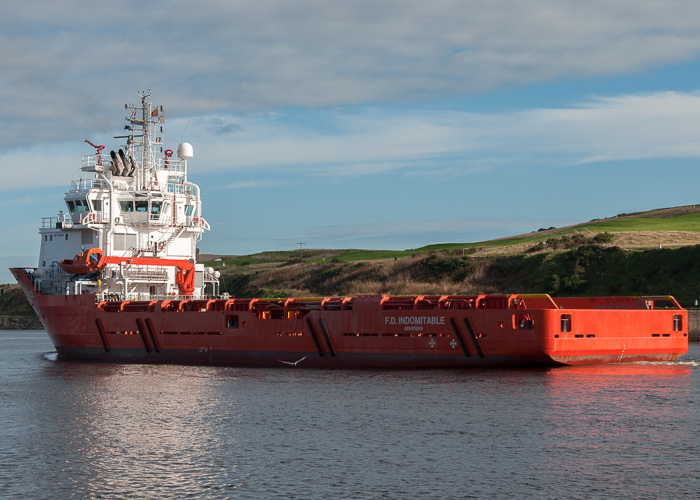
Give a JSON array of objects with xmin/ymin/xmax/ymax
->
[{"xmin": 34, "ymin": 91, "xmax": 219, "ymax": 300}]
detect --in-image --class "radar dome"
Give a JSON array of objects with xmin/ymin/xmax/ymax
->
[{"xmin": 177, "ymin": 142, "xmax": 193, "ymax": 160}]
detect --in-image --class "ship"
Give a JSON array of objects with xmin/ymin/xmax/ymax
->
[{"xmin": 10, "ymin": 92, "xmax": 689, "ymax": 368}]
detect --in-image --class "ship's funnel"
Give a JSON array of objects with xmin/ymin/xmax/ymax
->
[
  {"xmin": 118, "ymin": 149, "xmax": 129, "ymax": 176},
  {"xmin": 110, "ymin": 150, "xmax": 123, "ymax": 175},
  {"xmin": 177, "ymin": 142, "xmax": 193, "ymax": 160},
  {"xmin": 127, "ymin": 155, "xmax": 137, "ymax": 176}
]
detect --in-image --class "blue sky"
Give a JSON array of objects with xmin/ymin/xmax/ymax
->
[{"xmin": 3, "ymin": 0, "xmax": 700, "ymax": 283}]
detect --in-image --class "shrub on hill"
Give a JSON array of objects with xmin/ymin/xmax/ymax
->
[
  {"xmin": 527, "ymin": 232, "xmax": 615, "ymax": 253},
  {"xmin": 508, "ymin": 244, "xmax": 700, "ymax": 305},
  {"xmin": 592, "ymin": 232, "xmax": 615, "ymax": 244},
  {"xmin": 0, "ymin": 287, "xmax": 37, "ymax": 317},
  {"xmin": 413, "ymin": 254, "xmax": 474, "ymax": 282}
]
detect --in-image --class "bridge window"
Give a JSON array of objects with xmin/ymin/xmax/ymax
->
[
  {"xmin": 150, "ymin": 201, "xmax": 162, "ymax": 216},
  {"xmin": 67, "ymin": 199, "xmax": 90, "ymax": 213},
  {"xmin": 119, "ymin": 200, "xmax": 134, "ymax": 212}
]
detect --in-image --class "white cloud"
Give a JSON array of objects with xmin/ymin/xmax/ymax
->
[
  {"xmin": 4, "ymin": 1, "xmax": 700, "ymax": 149},
  {"xmin": 189, "ymin": 91, "xmax": 700, "ymax": 177},
  {"xmin": 514, "ymin": 92, "xmax": 700, "ymax": 163},
  {"xmin": 4, "ymin": 90, "xmax": 700, "ymax": 191},
  {"xmin": 0, "ymin": 145, "xmax": 81, "ymax": 190}
]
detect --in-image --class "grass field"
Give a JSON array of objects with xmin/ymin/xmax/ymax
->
[
  {"xmin": 575, "ymin": 212, "xmax": 700, "ymax": 233},
  {"xmin": 200, "ymin": 205, "xmax": 700, "ymax": 266}
]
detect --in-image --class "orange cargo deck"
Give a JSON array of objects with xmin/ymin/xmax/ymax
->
[{"xmin": 11, "ymin": 268, "xmax": 689, "ymax": 368}]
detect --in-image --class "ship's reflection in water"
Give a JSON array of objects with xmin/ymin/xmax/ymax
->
[
  {"xmin": 2, "ymin": 333, "xmax": 698, "ymax": 499},
  {"xmin": 45, "ymin": 363, "xmax": 248, "ymax": 498},
  {"xmin": 540, "ymin": 363, "xmax": 696, "ymax": 499}
]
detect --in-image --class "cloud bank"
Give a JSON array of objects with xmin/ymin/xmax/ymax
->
[
  {"xmin": 3, "ymin": 0, "xmax": 700, "ymax": 150},
  {"xmin": 3, "ymin": 90, "xmax": 700, "ymax": 191},
  {"xmin": 190, "ymin": 91, "xmax": 700, "ymax": 177}
]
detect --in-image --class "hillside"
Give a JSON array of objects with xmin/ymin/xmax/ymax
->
[
  {"xmin": 204, "ymin": 243, "xmax": 700, "ymax": 307},
  {"xmin": 0, "ymin": 285, "xmax": 37, "ymax": 316},
  {"xmin": 199, "ymin": 205, "xmax": 700, "ymax": 307},
  {"xmin": 202, "ymin": 204, "xmax": 700, "ymax": 265}
]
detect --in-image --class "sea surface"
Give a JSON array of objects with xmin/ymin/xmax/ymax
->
[{"xmin": 1, "ymin": 330, "xmax": 698, "ymax": 500}]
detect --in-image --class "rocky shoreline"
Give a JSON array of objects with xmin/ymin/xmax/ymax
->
[{"xmin": 0, "ymin": 316, "xmax": 43, "ymax": 330}]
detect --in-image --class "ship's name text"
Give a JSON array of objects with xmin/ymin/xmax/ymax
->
[{"xmin": 384, "ymin": 316, "xmax": 446, "ymax": 326}]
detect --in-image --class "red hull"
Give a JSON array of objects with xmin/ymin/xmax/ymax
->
[{"xmin": 12, "ymin": 268, "xmax": 689, "ymax": 368}]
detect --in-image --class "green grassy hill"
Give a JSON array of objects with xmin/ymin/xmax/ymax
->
[
  {"xmin": 202, "ymin": 204, "xmax": 700, "ymax": 266},
  {"xmin": 201, "ymin": 205, "xmax": 700, "ymax": 307},
  {"xmin": 206, "ymin": 244, "xmax": 700, "ymax": 307},
  {"xmin": 0, "ymin": 286, "xmax": 37, "ymax": 316}
]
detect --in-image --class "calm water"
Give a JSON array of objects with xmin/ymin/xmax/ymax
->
[{"xmin": 1, "ymin": 331, "xmax": 698, "ymax": 499}]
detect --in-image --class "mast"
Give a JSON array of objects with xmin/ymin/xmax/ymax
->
[{"xmin": 116, "ymin": 89, "xmax": 170, "ymax": 191}]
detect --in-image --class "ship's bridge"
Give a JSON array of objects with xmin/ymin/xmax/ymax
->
[
  {"xmin": 64, "ymin": 187, "xmax": 104, "ymax": 226},
  {"xmin": 117, "ymin": 193, "xmax": 167, "ymax": 225}
]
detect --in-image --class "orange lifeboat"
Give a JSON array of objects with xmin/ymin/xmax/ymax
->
[{"xmin": 59, "ymin": 248, "xmax": 103, "ymax": 274}]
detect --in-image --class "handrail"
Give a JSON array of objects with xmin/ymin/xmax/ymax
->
[{"xmin": 511, "ymin": 293, "xmax": 559, "ymax": 309}]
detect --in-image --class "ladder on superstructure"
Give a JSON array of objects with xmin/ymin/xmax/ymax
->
[{"xmin": 157, "ymin": 224, "xmax": 187, "ymax": 252}]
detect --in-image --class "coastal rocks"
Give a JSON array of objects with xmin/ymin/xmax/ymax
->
[
  {"xmin": 0, "ymin": 316, "xmax": 43, "ymax": 330},
  {"xmin": 687, "ymin": 310, "xmax": 700, "ymax": 342}
]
